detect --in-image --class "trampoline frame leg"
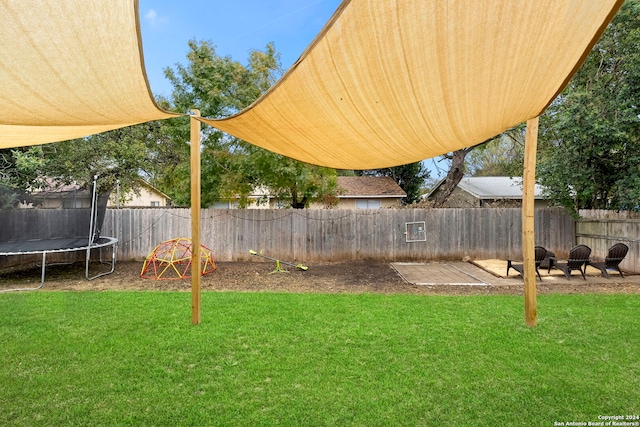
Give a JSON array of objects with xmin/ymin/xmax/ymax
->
[
  {"xmin": 86, "ymin": 244, "xmax": 117, "ymax": 281},
  {"xmin": 40, "ymin": 252, "xmax": 46, "ymax": 286}
]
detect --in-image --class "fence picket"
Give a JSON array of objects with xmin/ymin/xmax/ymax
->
[{"xmin": 1, "ymin": 207, "xmax": 592, "ymax": 269}]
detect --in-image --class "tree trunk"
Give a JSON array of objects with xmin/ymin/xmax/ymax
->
[
  {"xmin": 431, "ymin": 147, "xmax": 474, "ymax": 208},
  {"xmin": 290, "ymin": 190, "xmax": 307, "ymax": 209},
  {"xmin": 291, "ymin": 199, "xmax": 307, "ymax": 209}
]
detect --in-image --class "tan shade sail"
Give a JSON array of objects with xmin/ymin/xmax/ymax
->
[
  {"xmin": 0, "ymin": 0, "xmax": 622, "ymax": 167},
  {"xmin": 200, "ymin": 0, "xmax": 623, "ymax": 169},
  {"xmin": 0, "ymin": 0, "xmax": 178, "ymax": 149}
]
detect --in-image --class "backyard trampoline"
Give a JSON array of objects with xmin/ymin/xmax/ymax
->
[{"xmin": 0, "ymin": 177, "xmax": 117, "ymax": 290}]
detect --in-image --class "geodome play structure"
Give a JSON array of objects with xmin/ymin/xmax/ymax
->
[{"xmin": 140, "ymin": 238, "xmax": 216, "ymax": 280}]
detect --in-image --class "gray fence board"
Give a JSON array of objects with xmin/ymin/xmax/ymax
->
[
  {"xmin": 3, "ymin": 207, "xmax": 581, "ymax": 269},
  {"xmin": 98, "ymin": 207, "xmax": 574, "ymax": 263},
  {"xmin": 9, "ymin": 207, "xmax": 640, "ymax": 273},
  {"xmin": 577, "ymin": 210, "xmax": 640, "ymax": 273}
]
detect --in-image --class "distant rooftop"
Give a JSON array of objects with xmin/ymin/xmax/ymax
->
[
  {"xmin": 337, "ymin": 176, "xmax": 407, "ymax": 198},
  {"xmin": 454, "ymin": 176, "xmax": 544, "ymax": 199}
]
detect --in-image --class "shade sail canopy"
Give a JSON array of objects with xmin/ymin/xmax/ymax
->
[
  {"xmin": 0, "ymin": 0, "xmax": 178, "ymax": 148},
  {"xmin": 200, "ymin": 0, "xmax": 623, "ymax": 169},
  {"xmin": 0, "ymin": 0, "xmax": 622, "ymax": 169}
]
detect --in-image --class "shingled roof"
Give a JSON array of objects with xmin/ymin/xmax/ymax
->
[
  {"xmin": 455, "ymin": 177, "xmax": 544, "ymax": 199},
  {"xmin": 337, "ymin": 177, "xmax": 406, "ymax": 198},
  {"xmin": 425, "ymin": 176, "xmax": 545, "ymax": 200}
]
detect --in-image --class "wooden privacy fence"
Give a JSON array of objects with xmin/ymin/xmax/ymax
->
[
  {"xmin": 11, "ymin": 207, "xmax": 640, "ymax": 273},
  {"xmin": 577, "ymin": 210, "xmax": 640, "ymax": 273},
  {"xmin": 100, "ymin": 207, "xmax": 574, "ymax": 262}
]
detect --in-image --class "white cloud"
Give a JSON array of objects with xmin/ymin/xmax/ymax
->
[{"xmin": 144, "ymin": 9, "xmax": 168, "ymax": 28}]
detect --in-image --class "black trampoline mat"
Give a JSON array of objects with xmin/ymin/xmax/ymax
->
[{"xmin": 0, "ymin": 237, "xmax": 116, "ymax": 255}]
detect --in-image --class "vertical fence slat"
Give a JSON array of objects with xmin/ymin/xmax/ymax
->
[
  {"xmin": 576, "ymin": 210, "xmax": 640, "ymax": 273},
  {"xmin": 16, "ymin": 208, "xmax": 639, "ymax": 272}
]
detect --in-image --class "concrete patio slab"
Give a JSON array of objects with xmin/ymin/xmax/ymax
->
[
  {"xmin": 391, "ymin": 260, "xmax": 640, "ymax": 287},
  {"xmin": 391, "ymin": 262, "xmax": 495, "ymax": 286}
]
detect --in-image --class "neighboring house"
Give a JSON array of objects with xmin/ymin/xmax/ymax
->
[
  {"xmin": 20, "ymin": 179, "xmax": 171, "ymax": 208},
  {"xmin": 109, "ymin": 180, "xmax": 171, "ymax": 208},
  {"xmin": 316, "ymin": 176, "xmax": 407, "ymax": 209},
  {"xmin": 213, "ymin": 177, "xmax": 406, "ymax": 209},
  {"xmin": 24, "ymin": 181, "xmax": 92, "ymax": 209},
  {"xmin": 424, "ymin": 176, "xmax": 549, "ymax": 208},
  {"xmin": 211, "ymin": 187, "xmax": 271, "ymax": 209}
]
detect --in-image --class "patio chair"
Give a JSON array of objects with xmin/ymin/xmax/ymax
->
[
  {"xmin": 507, "ymin": 246, "xmax": 547, "ymax": 280},
  {"xmin": 587, "ymin": 243, "xmax": 628, "ymax": 278},
  {"xmin": 539, "ymin": 250, "xmax": 556, "ymax": 273},
  {"xmin": 553, "ymin": 244, "xmax": 591, "ymax": 280}
]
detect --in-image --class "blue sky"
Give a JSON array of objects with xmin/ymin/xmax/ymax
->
[
  {"xmin": 139, "ymin": 0, "xmax": 342, "ymax": 98},
  {"xmin": 137, "ymin": 0, "xmax": 444, "ymax": 177}
]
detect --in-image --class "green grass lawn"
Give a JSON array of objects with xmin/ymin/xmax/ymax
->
[{"xmin": 1, "ymin": 291, "xmax": 639, "ymax": 426}]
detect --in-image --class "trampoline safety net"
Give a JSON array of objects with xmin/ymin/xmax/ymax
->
[{"xmin": 0, "ymin": 178, "xmax": 118, "ymax": 287}]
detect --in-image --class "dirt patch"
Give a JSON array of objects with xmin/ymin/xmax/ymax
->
[{"xmin": 1, "ymin": 260, "xmax": 640, "ymax": 296}]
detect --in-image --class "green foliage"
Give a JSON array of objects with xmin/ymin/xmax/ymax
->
[
  {"xmin": 157, "ymin": 40, "xmax": 254, "ymax": 206},
  {"xmin": 1, "ymin": 292, "xmax": 639, "ymax": 426},
  {"xmin": 538, "ymin": 0, "xmax": 640, "ymax": 212},
  {"xmin": 143, "ymin": 117, "xmax": 192, "ymax": 206},
  {"xmin": 161, "ymin": 40, "xmax": 339, "ymax": 208},
  {"xmin": 358, "ymin": 162, "xmax": 430, "ymax": 204},
  {"xmin": 41, "ymin": 123, "xmax": 165, "ymax": 196},
  {"xmin": 466, "ymin": 126, "xmax": 525, "ymax": 177},
  {"xmin": 0, "ymin": 146, "xmax": 48, "ymax": 207},
  {"xmin": 164, "ymin": 39, "xmax": 258, "ymax": 118},
  {"xmin": 249, "ymin": 149, "xmax": 338, "ymax": 208},
  {"xmin": 1, "ymin": 123, "xmax": 169, "ymax": 205}
]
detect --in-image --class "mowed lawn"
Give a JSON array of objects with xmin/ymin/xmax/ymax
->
[{"xmin": 1, "ymin": 291, "xmax": 639, "ymax": 426}]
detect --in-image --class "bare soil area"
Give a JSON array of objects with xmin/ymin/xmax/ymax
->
[{"xmin": 1, "ymin": 260, "xmax": 640, "ymax": 295}]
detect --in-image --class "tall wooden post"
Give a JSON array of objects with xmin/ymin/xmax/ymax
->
[
  {"xmin": 190, "ymin": 110, "xmax": 201, "ymax": 325},
  {"xmin": 523, "ymin": 117, "xmax": 539, "ymax": 327}
]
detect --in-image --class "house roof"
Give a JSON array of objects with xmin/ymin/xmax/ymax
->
[
  {"xmin": 428, "ymin": 176, "xmax": 545, "ymax": 200},
  {"xmin": 29, "ymin": 178, "xmax": 171, "ymax": 200},
  {"xmin": 30, "ymin": 178, "xmax": 90, "ymax": 196},
  {"xmin": 137, "ymin": 180, "xmax": 172, "ymax": 201},
  {"xmin": 337, "ymin": 176, "xmax": 407, "ymax": 199}
]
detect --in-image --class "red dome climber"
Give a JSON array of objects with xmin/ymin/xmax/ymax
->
[{"xmin": 140, "ymin": 238, "xmax": 216, "ymax": 280}]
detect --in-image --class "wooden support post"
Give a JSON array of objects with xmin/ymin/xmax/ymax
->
[
  {"xmin": 190, "ymin": 110, "xmax": 201, "ymax": 325},
  {"xmin": 523, "ymin": 117, "xmax": 539, "ymax": 327}
]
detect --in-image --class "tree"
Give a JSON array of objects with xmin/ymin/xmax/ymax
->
[
  {"xmin": 0, "ymin": 146, "xmax": 48, "ymax": 208},
  {"xmin": 465, "ymin": 126, "xmax": 526, "ymax": 177},
  {"xmin": 357, "ymin": 162, "xmax": 430, "ymax": 205},
  {"xmin": 430, "ymin": 139, "xmax": 500, "ymax": 208},
  {"xmin": 428, "ymin": 122, "xmax": 531, "ymax": 208},
  {"xmin": 428, "ymin": 123, "xmax": 531, "ymax": 207},
  {"xmin": 537, "ymin": 0, "xmax": 640, "ymax": 212},
  {"xmin": 249, "ymin": 149, "xmax": 338, "ymax": 208},
  {"xmin": 40, "ymin": 123, "xmax": 164, "ymax": 197},
  {"xmin": 1, "ymin": 123, "xmax": 162, "ymax": 207},
  {"xmin": 157, "ymin": 40, "xmax": 256, "ymax": 206},
  {"xmin": 162, "ymin": 40, "xmax": 339, "ymax": 208},
  {"xmin": 429, "ymin": 148, "xmax": 473, "ymax": 208}
]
